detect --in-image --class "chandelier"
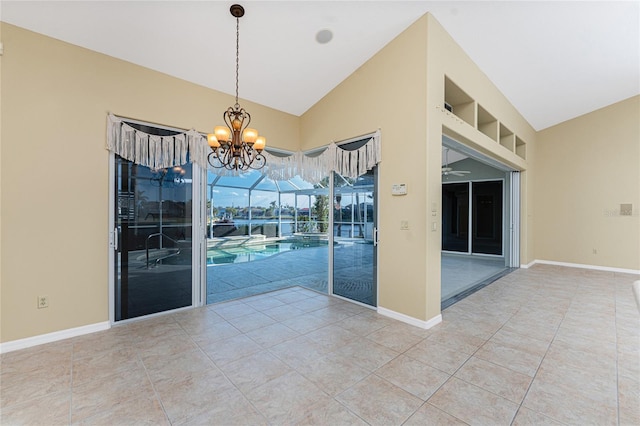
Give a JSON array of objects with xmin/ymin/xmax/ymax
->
[
  {"xmin": 207, "ymin": 4, "xmax": 266, "ymax": 171},
  {"xmin": 150, "ymin": 166, "xmax": 188, "ymax": 187}
]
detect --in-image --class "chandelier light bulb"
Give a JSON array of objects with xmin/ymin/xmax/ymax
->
[
  {"xmin": 243, "ymin": 128, "xmax": 258, "ymax": 144},
  {"xmin": 254, "ymin": 136, "xmax": 266, "ymax": 151},
  {"xmin": 214, "ymin": 126, "xmax": 230, "ymax": 144},
  {"xmin": 207, "ymin": 133, "xmax": 220, "ymax": 148}
]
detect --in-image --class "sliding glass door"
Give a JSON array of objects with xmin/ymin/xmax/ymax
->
[
  {"xmin": 332, "ymin": 168, "xmax": 377, "ymax": 306},
  {"xmin": 113, "ymin": 156, "xmax": 194, "ymax": 321},
  {"xmin": 442, "ymin": 180, "xmax": 503, "ymax": 256}
]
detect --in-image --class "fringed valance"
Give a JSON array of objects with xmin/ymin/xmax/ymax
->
[
  {"xmin": 106, "ymin": 113, "xmax": 381, "ymax": 183},
  {"xmin": 106, "ymin": 113, "xmax": 210, "ymax": 171},
  {"xmin": 261, "ymin": 131, "xmax": 381, "ymax": 182}
]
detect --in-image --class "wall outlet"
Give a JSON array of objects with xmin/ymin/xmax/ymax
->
[
  {"xmin": 37, "ymin": 296, "xmax": 49, "ymax": 309},
  {"xmin": 400, "ymin": 220, "xmax": 409, "ymax": 230}
]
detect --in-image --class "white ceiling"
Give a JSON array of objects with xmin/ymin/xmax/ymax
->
[
  {"xmin": 442, "ymin": 147, "xmax": 468, "ymax": 167},
  {"xmin": 2, "ymin": 1, "xmax": 638, "ymax": 131}
]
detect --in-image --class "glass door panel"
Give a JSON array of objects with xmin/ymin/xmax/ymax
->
[
  {"xmin": 332, "ymin": 168, "xmax": 377, "ymax": 306},
  {"xmin": 442, "ymin": 183, "xmax": 470, "ymax": 252},
  {"xmin": 472, "ymin": 181, "xmax": 503, "ymax": 255},
  {"xmin": 114, "ymin": 156, "xmax": 193, "ymax": 321}
]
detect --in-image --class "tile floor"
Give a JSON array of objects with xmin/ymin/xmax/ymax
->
[
  {"xmin": 1, "ymin": 264, "xmax": 639, "ymax": 425},
  {"xmin": 441, "ymin": 253, "xmax": 507, "ymax": 301}
]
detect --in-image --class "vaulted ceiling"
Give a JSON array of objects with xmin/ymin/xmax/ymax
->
[{"xmin": 2, "ymin": 1, "xmax": 638, "ymax": 131}]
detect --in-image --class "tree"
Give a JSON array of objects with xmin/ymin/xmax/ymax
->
[
  {"xmin": 266, "ymin": 200, "xmax": 277, "ymax": 218},
  {"xmin": 226, "ymin": 206, "xmax": 238, "ymax": 218},
  {"xmin": 313, "ymin": 194, "xmax": 329, "ymax": 233},
  {"xmin": 312, "ymin": 177, "xmax": 330, "ymax": 233}
]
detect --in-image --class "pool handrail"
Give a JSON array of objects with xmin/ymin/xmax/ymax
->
[{"xmin": 146, "ymin": 232, "xmax": 182, "ymax": 269}]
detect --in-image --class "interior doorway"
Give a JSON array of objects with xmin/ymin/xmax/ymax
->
[{"xmin": 441, "ymin": 137, "xmax": 519, "ymax": 307}]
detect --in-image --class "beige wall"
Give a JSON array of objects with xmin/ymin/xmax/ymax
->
[
  {"xmin": 424, "ymin": 15, "xmax": 537, "ymax": 268},
  {"xmin": 301, "ymin": 16, "xmax": 430, "ymax": 320},
  {"xmin": 0, "ymin": 24, "xmax": 299, "ymax": 342},
  {"xmin": 423, "ymin": 14, "xmax": 535, "ymax": 313},
  {"xmin": 534, "ymin": 96, "xmax": 640, "ymax": 270},
  {"xmin": 301, "ymin": 14, "xmax": 536, "ymax": 323}
]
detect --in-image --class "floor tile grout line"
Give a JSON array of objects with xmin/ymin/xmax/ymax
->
[
  {"xmin": 432, "ymin": 279, "xmax": 570, "ymax": 426},
  {"xmin": 512, "ymin": 279, "xmax": 576, "ymax": 426},
  {"xmin": 228, "ymin": 290, "xmax": 392, "ymax": 424},
  {"xmin": 136, "ymin": 350, "xmax": 172, "ymax": 425},
  {"xmin": 186, "ymin": 318, "xmax": 272, "ymax": 425},
  {"xmin": 209, "ymin": 289, "xmax": 359, "ymax": 421},
  {"xmin": 421, "ymin": 316, "xmax": 520, "ymax": 423}
]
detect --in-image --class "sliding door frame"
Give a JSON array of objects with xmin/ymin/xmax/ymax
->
[
  {"xmin": 442, "ymin": 135, "xmax": 521, "ymax": 269},
  {"xmin": 108, "ymin": 137, "xmax": 206, "ymax": 325},
  {"xmin": 301, "ymin": 133, "xmax": 379, "ymax": 309}
]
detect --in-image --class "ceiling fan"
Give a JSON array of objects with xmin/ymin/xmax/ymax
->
[{"xmin": 442, "ymin": 148, "xmax": 471, "ymax": 177}]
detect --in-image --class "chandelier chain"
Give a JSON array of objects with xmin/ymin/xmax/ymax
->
[{"xmin": 235, "ymin": 16, "xmax": 240, "ymax": 109}]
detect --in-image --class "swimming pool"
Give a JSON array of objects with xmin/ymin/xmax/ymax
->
[{"xmin": 207, "ymin": 240, "xmax": 327, "ymax": 265}]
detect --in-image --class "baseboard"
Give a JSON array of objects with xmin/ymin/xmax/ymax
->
[
  {"xmin": 529, "ymin": 259, "xmax": 640, "ymax": 275},
  {"xmin": 520, "ymin": 260, "xmax": 537, "ymax": 269},
  {"xmin": 377, "ymin": 306, "xmax": 442, "ymax": 330},
  {"xmin": 0, "ymin": 321, "xmax": 110, "ymax": 354}
]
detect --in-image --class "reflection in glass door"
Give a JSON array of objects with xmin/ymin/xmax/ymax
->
[
  {"xmin": 472, "ymin": 181, "xmax": 503, "ymax": 255},
  {"xmin": 332, "ymin": 168, "xmax": 377, "ymax": 306},
  {"xmin": 442, "ymin": 183, "xmax": 469, "ymax": 252},
  {"xmin": 114, "ymin": 155, "xmax": 193, "ymax": 321}
]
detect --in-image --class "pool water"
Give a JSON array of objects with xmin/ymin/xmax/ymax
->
[{"xmin": 207, "ymin": 240, "xmax": 327, "ymax": 265}]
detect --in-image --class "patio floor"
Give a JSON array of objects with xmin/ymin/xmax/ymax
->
[{"xmin": 207, "ymin": 240, "xmax": 375, "ymax": 305}]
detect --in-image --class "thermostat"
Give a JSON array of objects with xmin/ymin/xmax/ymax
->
[{"xmin": 392, "ymin": 183, "xmax": 407, "ymax": 196}]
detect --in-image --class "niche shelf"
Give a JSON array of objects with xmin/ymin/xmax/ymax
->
[
  {"xmin": 442, "ymin": 75, "xmax": 527, "ymax": 165},
  {"xmin": 444, "ymin": 77, "xmax": 475, "ymax": 127},
  {"xmin": 516, "ymin": 136, "xmax": 527, "ymax": 159},
  {"xmin": 499, "ymin": 124, "xmax": 515, "ymax": 151},
  {"xmin": 477, "ymin": 104, "xmax": 498, "ymax": 141}
]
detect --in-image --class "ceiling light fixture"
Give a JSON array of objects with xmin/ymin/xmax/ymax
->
[{"xmin": 207, "ymin": 4, "xmax": 266, "ymax": 171}]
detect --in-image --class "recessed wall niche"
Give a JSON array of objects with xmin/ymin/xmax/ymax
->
[
  {"xmin": 499, "ymin": 124, "xmax": 515, "ymax": 151},
  {"xmin": 477, "ymin": 104, "xmax": 498, "ymax": 141},
  {"xmin": 444, "ymin": 77, "xmax": 475, "ymax": 127},
  {"xmin": 516, "ymin": 136, "xmax": 526, "ymax": 159},
  {"xmin": 442, "ymin": 75, "xmax": 527, "ymax": 162}
]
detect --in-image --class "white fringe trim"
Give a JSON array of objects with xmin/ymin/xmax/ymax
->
[{"xmin": 106, "ymin": 114, "xmax": 382, "ymax": 182}]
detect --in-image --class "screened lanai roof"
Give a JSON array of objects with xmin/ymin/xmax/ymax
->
[
  {"xmin": 208, "ymin": 170, "xmax": 317, "ymax": 194},
  {"xmin": 207, "ymin": 169, "xmax": 374, "ymax": 196}
]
